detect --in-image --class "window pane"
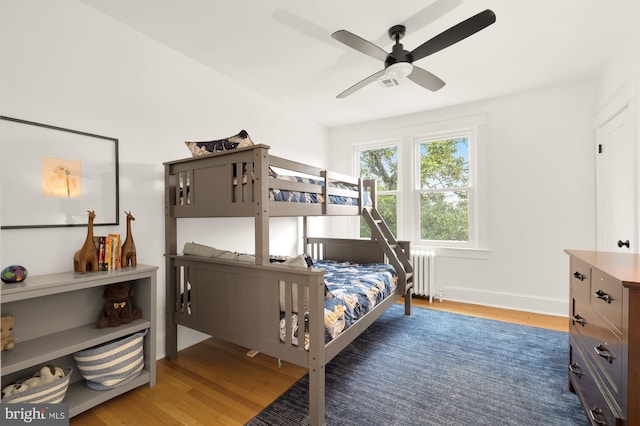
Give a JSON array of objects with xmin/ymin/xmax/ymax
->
[
  {"xmin": 359, "ymin": 146, "xmax": 398, "ymax": 191},
  {"xmin": 420, "ymin": 191, "xmax": 468, "ymax": 241},
  {"xmin": 361, "ymin": 195, "xmax": 397, "ymax": 238},
  {"xmin": 420, "ymin": 138, "xmax": 468, "ymax": 189}
]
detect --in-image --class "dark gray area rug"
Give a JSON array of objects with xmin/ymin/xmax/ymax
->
[{"xmin": 247, "ymin": 304, "xmax": 587, "ymax": 425}]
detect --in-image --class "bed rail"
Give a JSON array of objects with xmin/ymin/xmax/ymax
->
[
  {"xmin": 165, "ymin": 254, "xmax": 326, "ymax": 364},
  {"xmin": 164, "ymin": 254, "xmax": 329, "ymax": 424}
]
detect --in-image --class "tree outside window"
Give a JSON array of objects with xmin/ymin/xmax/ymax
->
[
  {"xmin": 419, "ymin": 136, "xmax": 470, "ymax": 242},
  {"xmin": 358, "ymin": 146, "xmax": 398, "ymax": 238}
]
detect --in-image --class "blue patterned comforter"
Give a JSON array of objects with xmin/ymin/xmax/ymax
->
[{"xmin": 280, "ymin": 260, "xmax": 397, "ymax": 349}]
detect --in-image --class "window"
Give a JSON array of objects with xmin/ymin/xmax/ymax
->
[
  {"xmin": 355, "ymin": 128, "xmax": 477, "ymax": 248},
  {"xmin": 357, "ymin": 145, "xmax": 398, "ymax": 238},
  {"xmin": 418, "ymin": 134, "xmax": 472, "ymax": 245}
]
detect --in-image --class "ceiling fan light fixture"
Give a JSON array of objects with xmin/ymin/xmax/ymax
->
[{"xmin": 384, "ymin": 62, "xmax": 413, "ymax": 80}]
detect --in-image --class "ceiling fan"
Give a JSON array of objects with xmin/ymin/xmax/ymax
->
[{"xmin": 331, "ymin": 9, "xmax": 496, "ymax": 98}]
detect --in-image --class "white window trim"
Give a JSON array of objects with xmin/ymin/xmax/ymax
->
[{"xmin": 413, "ymin": 128, "xmax": 477, "ymax": 249}]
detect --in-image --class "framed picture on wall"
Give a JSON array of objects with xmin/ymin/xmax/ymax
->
[{"xmin": 0, "ymin": 116, "xmax": 119, "ymax": 229}]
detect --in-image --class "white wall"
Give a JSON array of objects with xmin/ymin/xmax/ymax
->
[
  {"xmin": 330, "ymin": 81, "xmax": 598, "ymax": 316},
  {"xmin": 0, "ymin": 0, "xmax": 328, "ymax": 357}
]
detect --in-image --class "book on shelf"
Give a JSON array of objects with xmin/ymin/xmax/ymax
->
[
  {"xmin": 108, "ymin": 233, "xmax": 121, "ymax": 270},
  {"xmin": 94, "ymin": 234, "xmax": 121, "ymax": 270}
]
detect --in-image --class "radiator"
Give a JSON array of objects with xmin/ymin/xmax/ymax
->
[{"xmin": 410, "ymin": 250, "xmax": 436, "ymax": 301}]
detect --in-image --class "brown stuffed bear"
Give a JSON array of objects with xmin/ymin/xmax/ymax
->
[
  {"xmin": 97, "ymin": 282, "xmax": 142, "ymax": 329},
  {"xmin": 1, "ymin": 315, "xmax": 18, "ymax": 351}
]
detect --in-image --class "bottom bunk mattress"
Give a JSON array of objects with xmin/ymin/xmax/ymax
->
[{"xmin": 281, "ymin": 259, "xmax": 398, "ymax": 350}]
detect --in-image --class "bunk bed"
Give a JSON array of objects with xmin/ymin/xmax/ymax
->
[{"xmin": 164, "ymin": 144, "xmax": 413, "ymax": 425}]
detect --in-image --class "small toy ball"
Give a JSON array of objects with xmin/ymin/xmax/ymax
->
[{"xmin": 1, "ymin": 265, "xmax": 28, "ymax": 283}]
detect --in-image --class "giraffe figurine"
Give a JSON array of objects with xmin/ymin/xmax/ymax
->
[
  {"xmin": 74, "ymin": 210, "xmax": 99, "ymax": 273},
  {"xmin": 121, "ymin": 211, "xmax": 137, "ymax": 267}
]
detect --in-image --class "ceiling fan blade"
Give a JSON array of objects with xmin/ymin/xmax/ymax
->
[
  {"xmin": 411, "ymin": 9, "xmax": 496, "ymax": 62},
  {"xmin": 337, "ymin": 69, "xmax": 386, "ymax": 98},
  {"xmin": 407, "ymin": 66, "xmax": 446, "ymax": 91},
  {"xmin": 331, "ymin": 30, "xmax": 388, "ymax": 62}
]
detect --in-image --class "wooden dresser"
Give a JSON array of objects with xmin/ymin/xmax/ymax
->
[{"xmin": 566, "ymin": 250, "xmax": 640, "ymax": 425}]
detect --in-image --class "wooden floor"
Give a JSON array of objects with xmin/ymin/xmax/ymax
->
[{"xmin": 70, "ymin": 298, "xmax": 568, "ymax": 425}]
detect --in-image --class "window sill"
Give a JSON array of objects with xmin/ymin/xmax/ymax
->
[{"xmin": 413, "ymin": 246, "xmax": 490, "ymax": 260}]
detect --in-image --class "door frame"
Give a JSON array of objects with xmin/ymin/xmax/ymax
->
[{"xmin": 595, "ymin": 81, "xmax": 639, "ymax": 252}]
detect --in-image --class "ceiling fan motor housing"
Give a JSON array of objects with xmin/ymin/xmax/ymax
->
[{"xmin": 385, "ymin": 24, "xmax": 413, "ymax": 70}]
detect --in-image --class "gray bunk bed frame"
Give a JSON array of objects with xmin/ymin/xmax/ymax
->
[{"xmin": 164, "ymin": 144, "xmax": 413, "ymax": 425}]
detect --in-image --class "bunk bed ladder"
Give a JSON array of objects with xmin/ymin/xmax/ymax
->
[{"xmin": 363, "ymin": 207, "xmax": 414, "ymax": 314}]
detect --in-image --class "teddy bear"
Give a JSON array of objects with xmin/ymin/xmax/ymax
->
[
  {"xmin": 1, "ymin": 383, "xmax": 28, "ymax": 399},
  {"xmin": 1, "ymin": 315, "xmax": 18, "ymax": 351},
  {"xmin": 1, "ymin": 365, "xmax": 66, "ymax": 399},
  {"xmin": 97, "ymin": 282, "xmax": 142, "ymax": 328},
  {"xmin": 21, "ymin": 365, "xmax": 65, "ymax": 389}
]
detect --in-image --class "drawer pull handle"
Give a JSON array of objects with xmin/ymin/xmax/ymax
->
[
  {"xmin": 571, "ymin": 314, "xmax": 586, "ymax": 326},
  {"xmin": 617, "ymin": 239, "xmax": 630, "ymax": 248},
  {"xmin": 573, "ymin": 271, "xmax": 586, "ymax": 281},
  {"xmin": 588, "ymin": 407, "xmax": 608, "ymax": 425},
  {"xmin": 594, "ymin": 290, "xmax": 612, "ymax": 303},
  {"xmin": 568, "ymin": 362, "xmax": 583, "ymax": 377},
  {"xmin": 594, "ymin": 344, "xmax": 615, "ymax": 363}
]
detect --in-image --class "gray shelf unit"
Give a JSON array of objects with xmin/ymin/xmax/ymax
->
[{"xmin": 1, "ymin": 265, "xmax": 157, "ymax": 417}]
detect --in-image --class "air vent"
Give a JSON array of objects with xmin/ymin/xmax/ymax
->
[{"xmin": 378, "ymin": 78, "xmax": 400, "ymax": 88}]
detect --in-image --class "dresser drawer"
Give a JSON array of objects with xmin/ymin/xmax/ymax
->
[
  {"xmin": 569, "ymin": 341, "xmax": 621, "ymax": 426},
  {"xmin": 571, "ymin": 297, "xmax": 623, "ymax": 402},
  {"xmin": 571, "ymin": 257, "xmax": 591, "ymax": 301},
  {"xmin": 591, "ymin": 268, "xmax": 623, "ymax": 333}
]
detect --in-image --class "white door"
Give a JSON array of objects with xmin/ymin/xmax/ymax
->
[{"xmin": 596, "ymin": 104, "xmax": 637, "ymax": 252}]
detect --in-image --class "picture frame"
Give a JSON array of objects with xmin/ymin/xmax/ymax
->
[{"xmin": 0, "ymin": 116, "xmax": 119, "ymax": 229}]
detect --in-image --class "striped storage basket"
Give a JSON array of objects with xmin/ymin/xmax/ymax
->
[
  {"xmin": 74, "ymin": 330, "xmax": 147, "ymax": 391},
  {"xmin": 1, "ymin": 366, "xmax": 72, "ymax": 404}
]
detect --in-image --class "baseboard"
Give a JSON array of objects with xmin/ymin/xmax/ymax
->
[{"xmin": 435, "ymin": 286, "xmax": 569, "ymax": 317}]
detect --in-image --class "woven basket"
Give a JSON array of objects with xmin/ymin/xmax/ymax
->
[
  {"xmin": 74, "ymin": 330, "xmax": 147, "ymax": 391},
  {"xmin": 1, "ymin": 366, "xmax": 73, "ymax": 404}
]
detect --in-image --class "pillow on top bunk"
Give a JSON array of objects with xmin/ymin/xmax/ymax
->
[{"xmin": 184, "ymin": 130, "xmax": 254, "ymax": 157}]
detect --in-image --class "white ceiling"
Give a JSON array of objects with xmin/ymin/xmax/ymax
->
[{"xmin": 80, "ymin": 0, "xmax": 640, "ymax": 128}]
